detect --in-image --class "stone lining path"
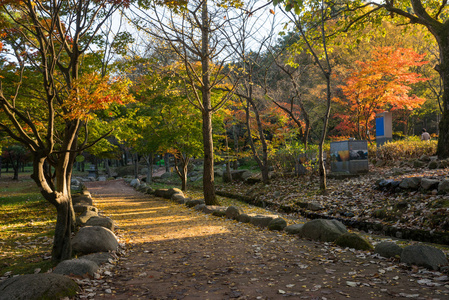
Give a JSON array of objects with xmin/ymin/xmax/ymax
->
[{"xmin": 82, "ymin": 180, "xmax": 449, "ymax": 299}]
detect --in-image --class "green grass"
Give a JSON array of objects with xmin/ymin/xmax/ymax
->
[{"xmin": 0, "ymin": 178, "xmax": 57, "ymax": 275}]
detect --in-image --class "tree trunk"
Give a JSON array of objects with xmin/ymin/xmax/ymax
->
[
  {"xmin": 201, "ymin": 0, "xmax": 218, "ymax": 205},
  {"xmin": 164, "ymin": 153, "xmax": 170, "ymax": 173},
  {"xmin": 52, "ymin": 195, "xmax": 72, "ymax": 262},
  {"xmin": 243, "ymin": 98, "xmax": 270, "ymax": 184},
  {"xmin": 133, "ymin": 153, "xmax": 139, "ymax": 178},
  {"xmin": 174, "ymin": 154, "xmax": 190, "ymax": 191},
  {"xmin": 146, "ymin": 153, "xmax": 153, "ymax": 184},
  {"xmin": 104, "ymin": 159, "xmax": 112, "ymax": 178},
  {"xmin": 31, "ymin": 154, "xmax": 73, "ymax": 263},
  {"xmin": 224, "ymin": 134, "xmax": 232, "ymax": 182},
  {"xmin": 202, "ymin": 110, "xmax": 218, "ymax": 204},
  {"xmin": 12, "ymin": 161, "xmax": 19, "ymax": 180},
  {"xmin": 437, "ymin": 44, "xmax": 449, "ymax": 158},
  {"xmin": 232, "ymin": 125, "xmax": 239, "ymax": 170}
]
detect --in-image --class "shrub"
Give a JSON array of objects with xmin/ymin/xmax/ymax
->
[{"xmin": 376, "ymin": 136, "xmax": 437, "ymax": 161}]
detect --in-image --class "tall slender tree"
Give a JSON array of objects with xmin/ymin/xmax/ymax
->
[{"xmin": 127, "ymin": 0, "xmax": 240, "ymax": 204}]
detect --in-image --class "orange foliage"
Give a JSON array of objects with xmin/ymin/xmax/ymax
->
[
  {"xmin": 334, "ymin": 47, "xmax": 428, "ymax": 139},
  {"xmin": 63, "ymin": 73, "xmax": 133, "ymax": 120}
]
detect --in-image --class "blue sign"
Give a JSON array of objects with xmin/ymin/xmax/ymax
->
[{"xmin": 376, "ymin": 117, "xmax": 384, "ymax": 137}]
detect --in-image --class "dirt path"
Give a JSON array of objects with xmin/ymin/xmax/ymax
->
[{"xmin": 83, "ymin": 180, "xmax": 449, "ymax": 299}]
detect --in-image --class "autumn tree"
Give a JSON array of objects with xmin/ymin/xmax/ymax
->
[
  {"xmin": 276, "ymin": 0, "xmax": 334, "ymax": 190},
  {"xmin": 325, "ymin": 0, "xmax": 449, "ymax": 158},
  {"xmin": 335, "ymin": 47, "xmax": 429, "ymax": 140},
  {"xmin": 127, "ymin": 0, "xmax": 241, "ymax": 205},
  {"xmin": 0, "ymin": 0, "xmax": 132, "ymax": 262},
  {"xmin": 225, "ymin": 2, "xmax": 280, "ymax": 184}
]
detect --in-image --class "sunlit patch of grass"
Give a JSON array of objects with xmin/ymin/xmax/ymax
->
[{"xmin": 0, "ymin": 179, "xmax": 56, "ymax": 275}]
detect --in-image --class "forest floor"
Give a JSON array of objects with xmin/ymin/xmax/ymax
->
[
  {"xmin": 77, "ymin": 178, "xmax": 449, "ymax": 300},
  {"xmin": 216, "ymin": 166, "xmax": 449, "ymax": 234}
]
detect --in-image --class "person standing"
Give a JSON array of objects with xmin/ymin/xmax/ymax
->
[{"xmin": 421, "ymin": 128, "xmax": 431, "ymax": 141}]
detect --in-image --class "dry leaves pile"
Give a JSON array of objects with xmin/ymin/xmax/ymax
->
[
  {"xmin": 217, "ymin": 166, "xmax": 449, "ymax": 233},
  {"xmin": 76, "ymin": 179, "xmax": 449, "ymax": 299}
]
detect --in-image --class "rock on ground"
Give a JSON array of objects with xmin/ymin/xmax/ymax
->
[
  {"xmin": 53, "ymin": 258, "xmax": 99, "ymax": 277},
  {"xmin": 72, "ymin": 226, "xmax": 118, "ymax": 255},
  {"xmin": 299, "ymin": 219, "xmax": 347, "ymax": 242},
  {"xmin": 401, "ymin": 244, "xmax": 449, "ymax": 271},
  {"xmin": 226, "ymin": 206, "xmax": 243, "ymax": 220},
  {"xmin": 76, "ymin": 210, "xmax": 98, "ymax": 227},
  {"xmin": 249, "ymin": 214, "xmax": 278, "ymax": 228},
  {"xmin": 374, "ymin": 242, "xmax": 403, "ymax": 259},
  {"xmin": 334, "ymin": 233, "xmax": 373, "ymax": 251},
  {"xmin": 268, "ymin": 218, "xmax": 287, "ymax": 231},
  {"xmin": 85, "ymin": 216, "xmax": 115, "ymax": 231},
  {"xmin": 285, "ymin": 223, "xmax": 304, "ymax": 234},
  {"xmin": 0, "ymin": 273, "xmax": 79, "ymax": 300}
]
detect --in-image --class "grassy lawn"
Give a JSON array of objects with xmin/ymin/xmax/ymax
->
[{"xmin": 0, "ymin": 176, "xmax": 56, "ymax": 275}]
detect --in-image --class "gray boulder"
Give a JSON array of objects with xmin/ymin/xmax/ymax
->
[
  {"xmin": 86, "ymin": 216, "xmax": 115, "ymax": 231},
  {"xmin": 308, "ymin": 202, "xmax": 324, "ymax": 211},
  {"xmin": 401, "ymin": 245, "xmax": 448, "ymax": 270},
  {"xmin": 438, "ymin": 179, "xmax": 449, "ymax": 194},
  {"xmin": 374, "ymin": 242, "xmax": 403, "ymax": 258},
  {"xmin": 334, "ymin": 233, "xmax": 373, "ymax": 251},
  {"xmin": 130, "ymin": 178, "xmax": 140, "ymax": 187},
  {"xmin": 202, "ymin": 205, "xmax": 227, "ymax": 215},
  {"xmin": 428, "ymin": 160, "xmax": 439, "ymax": 169},
  {"xmin": 299, "ymin": 219, "xmax": 347, "ymax": 242},
  {"xmin": 268, "ymin": 218, "xmax": 287, "ymax": 231},
  {"xmin": 171, "ymin": 193, "xmax": 186, "ymax": 202},
  {"xmin": 72, "ymin": 226, "xmax": 118, "ymax": 255},
  {"xmin": 237, "ymin": 213, "xmax": 251, "ymax": 223},
  {"xmin": 168, "ymin": 188, "xmax": 184, "ymax": 198},
  {"xmin": 137, "ymin": 183, "xmax": 148, "ymax": 192},
  {"xmin": 73, "ymin": 204, "xmax": 98, "ymax": 215},
  {"xmin": 98, "ymin": 176, "xmax": 107, "ymax": 182},
  {"xmin": 399, "ymin": 177, "xmax": 422, "ymax": 190},
  {"xmin": 76, "ymin": 210, "xmax": 98, "ymax": 227},
  {"xmin": 0, "ymin": 273, "xmax": 79, "ymax": 300},
  {"xmin": 225, "ymin": 206, "xmax": 243, "ymax": 220},
  {"xmin": 285, "ymin": 223, "xmax": 304, "ymax": 234},
  {"xmin": 228, "ymin": 169, "xmax": 252, "ymax": 182},
  {"xmin": 185, "ymin": 199, "xmax": 205, "ymax": 208},
  {"xmin": 421, "ymin": 178, "xmax": 440, "ymax": 190},
  {"xmin": 53, "ymin": 258, "xmax": 99, "ymax": 277},
  {"xmin": 72, "ymin": 194, "xmax": 93, "ymax": 206},
  {"xmin": 249, "ymin": 214, "xmax": 278, "ymax": 228},
  {"xmin": 154, "ymin": 188, "xmax": 182, "ymax": 199},
  {"xmin": 154, "ymin": 188, "xmax": 170, "ymax": 198}
]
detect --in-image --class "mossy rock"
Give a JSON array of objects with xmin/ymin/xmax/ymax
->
[
  {"xmin": 334, "ymin": 233, "xmax": 373, "ymax": 251},
  {"xmin": 268, "ymin": 218, "xmax": 287, "ymax": 231}
]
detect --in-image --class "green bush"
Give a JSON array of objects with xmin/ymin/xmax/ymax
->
[{"xmin": 375, "ymin": 136, "xmax": 437, "ymax": 161}]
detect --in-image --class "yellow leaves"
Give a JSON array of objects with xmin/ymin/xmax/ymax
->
[{"xmin": 62, "ymin": 73, "xmax": 134, "ymax": 121}]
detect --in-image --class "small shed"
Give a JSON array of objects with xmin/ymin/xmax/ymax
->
[{"xmin": 330, "ymin": 140, "xmax": 369, "ymax": 174}]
